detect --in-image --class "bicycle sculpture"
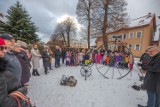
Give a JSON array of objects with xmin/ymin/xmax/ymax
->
[
  {"xmin": 80, "ymin": 35, "xmax": 143, "ymax": 80},
  {"xmin": 96, "ymin": 36, "xmax": 143, "ymax": 79}
]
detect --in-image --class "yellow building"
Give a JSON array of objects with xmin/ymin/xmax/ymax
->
[
  {"xmin": 70, "ymin": 39, "xmax": 88, "ymax": 49},
  {"xmin": 96, "ymin": 13, "xmax": 156, "ymax": 57}
]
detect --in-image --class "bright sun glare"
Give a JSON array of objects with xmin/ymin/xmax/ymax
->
[{"xmin": 56, "ymin": 14, "xmax": 81, "ymax": 32}]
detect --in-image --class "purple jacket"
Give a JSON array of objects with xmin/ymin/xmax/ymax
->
[{"xmin": 115, "ymin": 55, "xmax": 120, "ymax": 62}]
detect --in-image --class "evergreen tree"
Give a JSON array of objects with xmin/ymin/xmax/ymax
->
[{"xmin": 2, "ymin": 1, "xmax": 40, "ymax": 43}]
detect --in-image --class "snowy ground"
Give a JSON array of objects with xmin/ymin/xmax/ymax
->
[{"xmin": 28, "ymin": 59, "xmax": 147, "ymax": 107}]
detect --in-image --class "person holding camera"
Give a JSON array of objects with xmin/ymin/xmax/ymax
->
[{"xmin": 139, "ymin": 46, "xmax": 160, "ymax": 107}]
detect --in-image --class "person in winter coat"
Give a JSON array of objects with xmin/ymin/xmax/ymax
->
[
  {"xmin": 0, "ymin": 38, "xmax": 30, "ymax": 107},
  {"xmin": 119, "ymin": 54, "xmax": 126, "ymax": 69},
  {"xmin": 96, "ymin": 52, "xmax": 102, "ymax": 64},
  {"xmin": 70, "ymin": 52, "xmax": 75, "ymax": 66},
  {"xmin": 61, "ymin": 48, "xmax": 66, "ymax": 64},
  {"xmin": 0, "ymin": 34, "xmax": 22, "ymax": 82},
  {"xmin": 42, "ymin": 46, "xmax": 50, "ymax": 75},
  {"xmin": 13, "ymin": 43, "xmax": 31, "ymax": 86},
  {"xmin": 54, "ymin": 45, "xmax": 61, "ymax": 68},
  {"xmin": 138, "ymin": 46, "xmax": 160, "ymax": 107},
  {"xmin": 125, "ymin": 55, "xmax": 129, "ymax": 68},
  {"xmin": 109, "ymin": 52, "xmax": 115, "ymax": 67},
  {"xmin": 115, "ymin": 52, "xmax": 120, "ymax": 67},
  {"xmin": 106, "ymin": 55, "xmax": 110, "ymax": 65},
  {"xmin": 65, "ymin": 51, "xmax": 71, "ymax": 66},
  {"xmin": 129, "ymin": 54, "xmax": 134, "ymax": 71},
  {"xmin": 48, "ymin": 47, "xmax": 53, "ymax": 70},
  {"xmin": 140, "ymin": 50, "xmax": 151, "ymax": 71},
  {"xmin": 31, "ymin": 44, "xmax": 41, "ymax": 76}
]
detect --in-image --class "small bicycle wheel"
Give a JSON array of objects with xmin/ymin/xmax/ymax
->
[{"xmin": 80, "ymin": 66, "xmax": 92, "ymax": 77}]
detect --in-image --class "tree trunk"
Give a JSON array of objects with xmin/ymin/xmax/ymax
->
[
  {"xmin": 87, "ymin": 0, "xmax": 91, "ymax": 49},
  {"xmin": 102, "ymin": 0, "xmax": 108, "ymax": 50},
  {"xmin": 62, "ymin": 33, "xmax": 67, "ymax": 47},
  {"xmin": 67, "ymin": 31, "xmax": 70, "ymax": 47}
]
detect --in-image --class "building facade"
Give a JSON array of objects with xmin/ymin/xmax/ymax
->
[
  {"xmin": 96, "ymin": 13, "xmax": 156, "ymax": 57},
  {"xmin": 70, "ymin": 39, "xmax": 88, "ymax": 49}
]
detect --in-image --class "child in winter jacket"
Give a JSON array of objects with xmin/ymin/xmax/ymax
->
[
  {"xmin": 84, "ymin": 52, "xmax": 90, "ymax": 65},
  {"xmin": 119, "ymin": 54, "xmax": 126, "ymax": 69},
  {"xmin": 109, "ymin": 53, "xmax": 115, "ymax": 67},
  {"xmin": 125, "ymin": 55, "xmax": 129, "ymax": 68},
  {"xmin": 106, "ymin": 55, "xmax": 110, "ymax": 65},
  {"xmin": 129, "ymin": 54, "xmax": 134, "ymax": 71},
  {"xmin": 70, "ymin": 52, "xmax": 75, "ymax": 66},
  {"xmin": 66, "ymin": 51, "xmax": 70, "ymax": 66},
  {"xmin": 96, "ymin": 52, "xmax": 102, "ymax": 64}
]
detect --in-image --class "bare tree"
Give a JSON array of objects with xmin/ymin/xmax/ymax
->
[
  {"xmin": 76, "ymin": 0, "xmax": 97, "ymax": 49},
  {"xmin": 92, "ymin": 0, "xmax": 129, "ymax": 49},
  {"xmin": 51, "ymin": 17, "xmax": 76, "ymax": 47}
]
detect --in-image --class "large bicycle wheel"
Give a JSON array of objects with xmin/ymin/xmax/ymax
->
[{"xmin": 95, "ymin": 41, "xmax": 143, "ymax": 79}]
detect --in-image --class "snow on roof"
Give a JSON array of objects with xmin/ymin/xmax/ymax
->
[
  {"xmin": 154, "ymin": 26, "xmax": 160, "ymax": 41},
  {"xmin": 129, "ymin": 13, "xmax": 154, "ymax": 28}
]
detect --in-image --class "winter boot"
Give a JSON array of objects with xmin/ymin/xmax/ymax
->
[
  {"xmin": 32, "ymin": 69, "xmax": 36, "ymax": 76},
  {"xmin": 35, "ymin": 69, "xmax": 40, "ymax": 76},
  {"xmin": 138, "ymin": 104, "xmax": 146, "ymax": 107}
]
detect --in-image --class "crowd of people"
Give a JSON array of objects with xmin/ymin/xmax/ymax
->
[{"xmin": 0, "ymin": 34, "xmax": 32, "ymax": 106}]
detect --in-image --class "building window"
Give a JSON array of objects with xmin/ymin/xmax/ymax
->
[
  {"xmin": 109, "ymin": 36, "xmax": 112, "ymax": 41},
  {"xmin": 129, "ymin": 32, "xmax": 134, "ymax": 38},
  {"xmin": 136, "ymin": 31, "xmax": 142, "ymax": 38},
  {"xmin": 108, "ymin": 45, "xmax": 112, "ymax": 50},
  {"xmin": 122, "ymin": 34, "xmax": 126, "ymax": 39},
  {"xmin": 135, "ymin": 44, "xmax": 141, "ymax": 51},
  {"xmin": 128, "ymin": 44, "xmax": 132, "ymax": 50},
  {"xmin": 119, "ymin": 35, "xmax": 122, "ymax": 40}
]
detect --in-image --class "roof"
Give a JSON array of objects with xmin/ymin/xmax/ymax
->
[{"xmin": 129, "ymin": 13, "xmax": 154, "ymax": 28}]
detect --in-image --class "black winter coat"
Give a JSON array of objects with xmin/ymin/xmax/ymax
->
[
  {"xmin": 14, "ymin": 52, "xmax": 31, "ymax": 85},
  {"xmin": 144, "ymin": 52, "xmax": 160, "ymax": 93},
  {"xmin": 0, "ymin": 59, "xmax": 28, "ymax": 107},
  {"xmin": 54, "ymin": 49, "xmax": 61, "ymax": 59},
  {"xmin": 42, "ymin": 50, "xmax": 50, "ymax": 68}
]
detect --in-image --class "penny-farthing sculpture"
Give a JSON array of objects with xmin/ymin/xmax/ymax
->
[{"xmin": 95, "ymin": 36, "xmax": 143, "ymax": 79}]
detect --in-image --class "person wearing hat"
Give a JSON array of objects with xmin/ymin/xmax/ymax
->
[
  {"xmin": 0, "ymin": 33, "xmax": 22, "ymax": 82},
  {"xmin": 0, "ymin": 38, "xmax": 31, "ymax": 107},
  {"xmin": 0, "ymin": 38, "xmax": 7, "ymax": 57}
]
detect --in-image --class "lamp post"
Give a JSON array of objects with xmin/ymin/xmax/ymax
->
[{"xmin": 113, "ymin": 35, "xmax": 121, "ymax": 51}]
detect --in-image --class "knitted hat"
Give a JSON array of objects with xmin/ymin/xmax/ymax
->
[{"xmin": 0, "ymin": 38, "xmax": 5, "ymax": 46}]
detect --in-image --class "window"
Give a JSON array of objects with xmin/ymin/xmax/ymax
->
[
  {"xmin": 128, "ymin": 45, "xmax": 132, "ymax": 50},
  {"xmin": 109, "ymin": 36, "xmax": 112, "ymax": 41},
  {"xmin": 129, "ymin": 32, "xmax": 134, "ymax": 38},
  {"xmin": 108, "ymin": 45, "xmax": 112, "ymax": 50},
  {"xmin": 136, "ymin": 31, "xmax": 142, "ymax": 38},
  {"xmin": 135, "ymin": 44, "xmax": 141, "ymax": 51},
  {"xmin": 119, "ymin": 35, "xmax": 122, "ymax": 40},
  {"xmin": 123, "ymin": 34, "xmax": 126, "ymax": 39}
]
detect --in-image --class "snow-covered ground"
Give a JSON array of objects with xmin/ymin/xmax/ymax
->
[{"xmin": 28, "ymin": 59, "xmax": 147, "ymax": 107}]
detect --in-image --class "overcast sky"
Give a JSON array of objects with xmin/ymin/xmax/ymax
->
[{"xmin": 0, "ymin": 0, "xmax": 160, "ymax": 43}]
